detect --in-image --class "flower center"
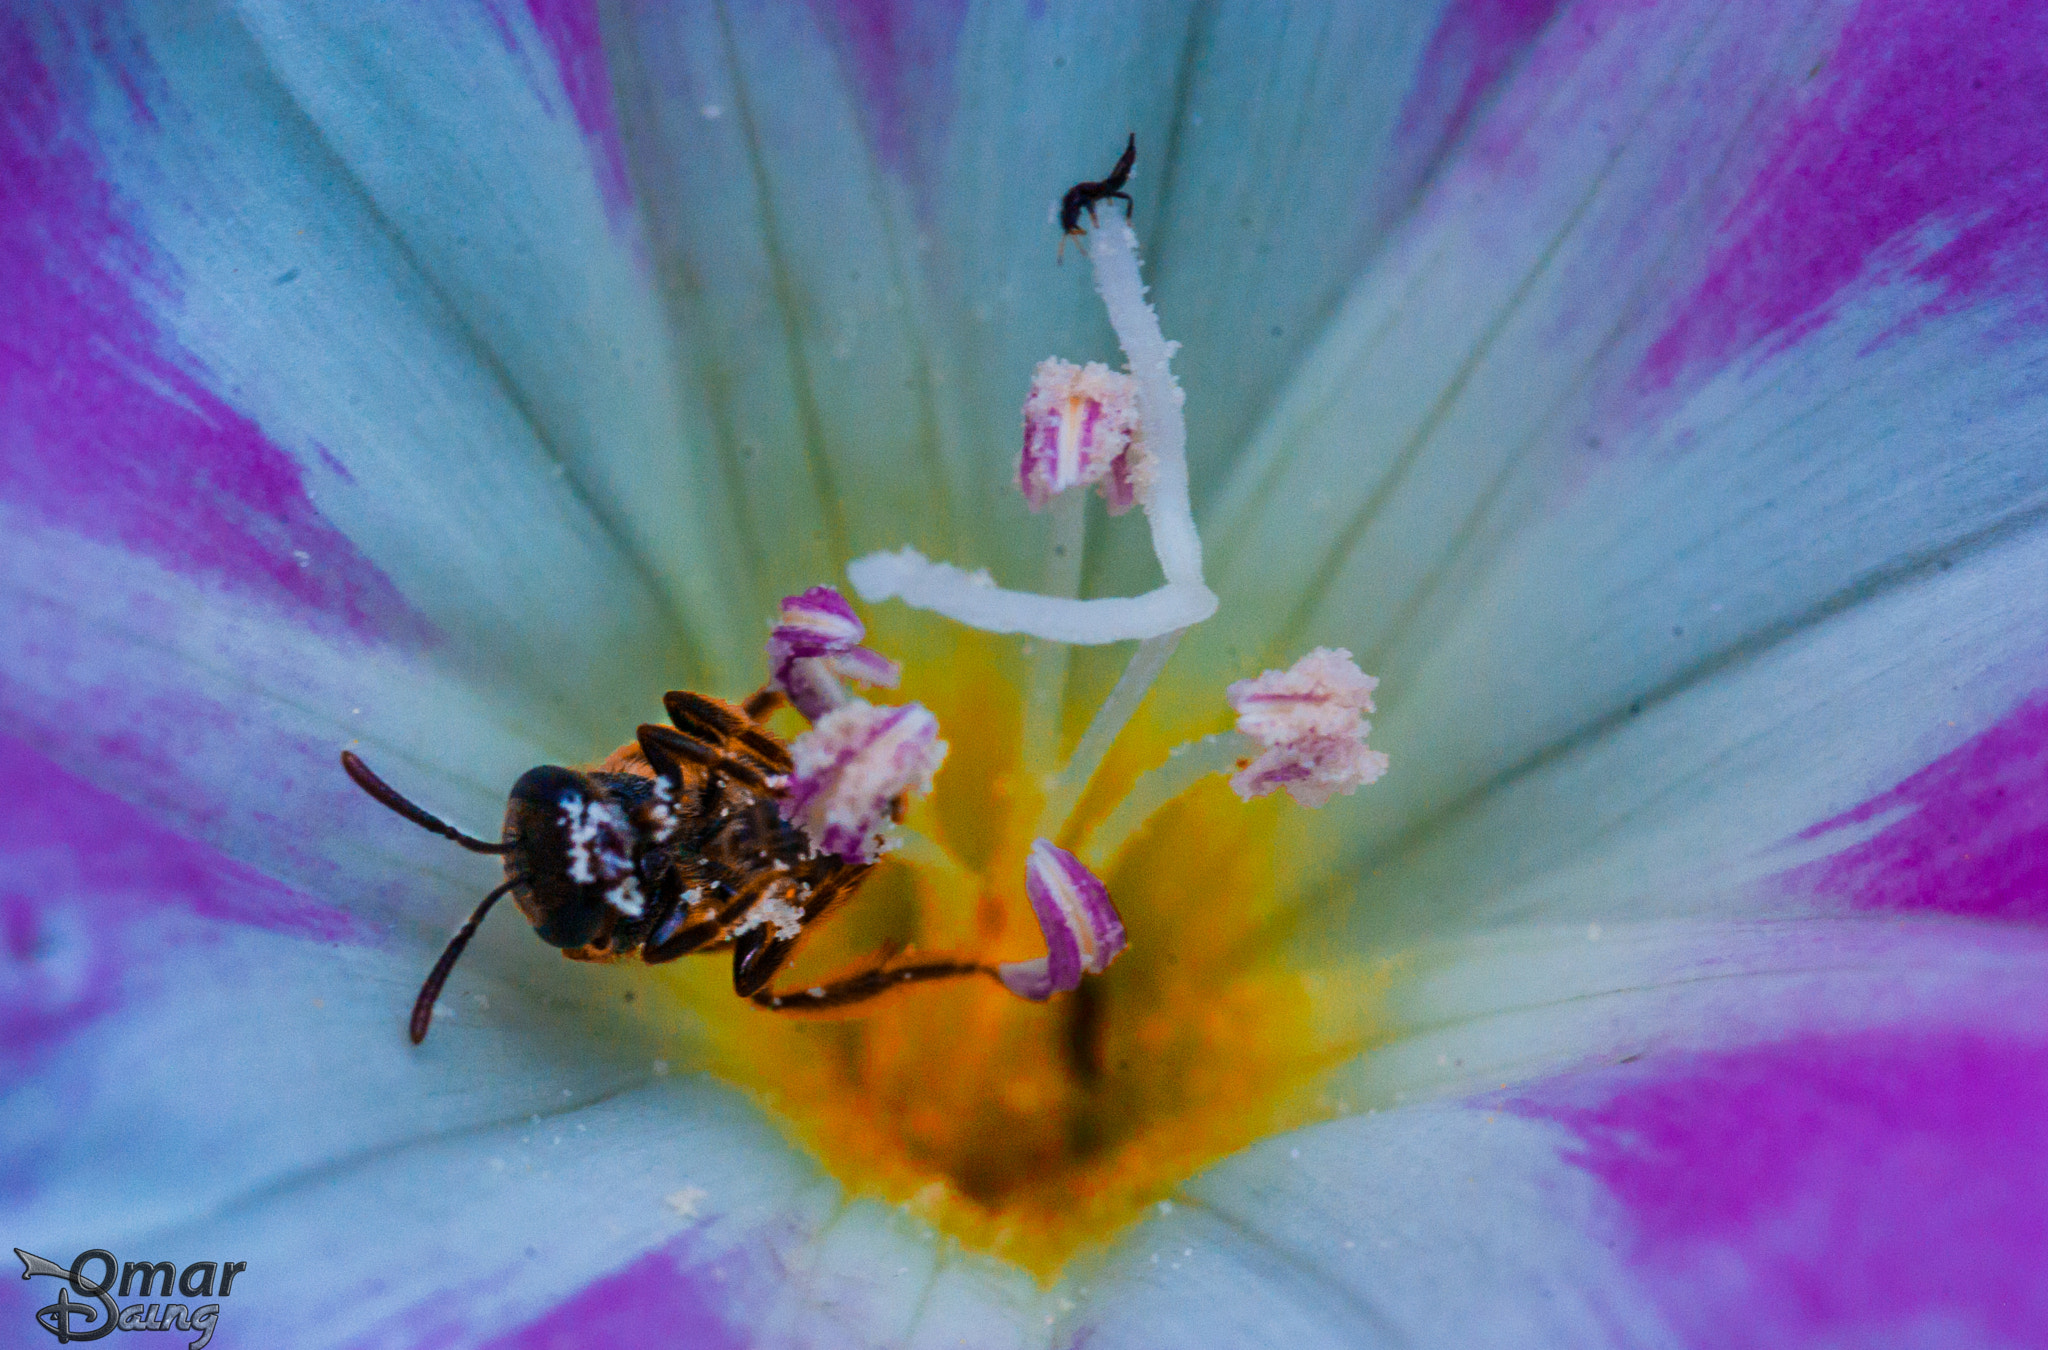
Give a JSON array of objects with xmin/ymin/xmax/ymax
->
[
  {"xmin": 639, "ymin": 199, "xmax": 1387, "ymax": 1274},
  {"xmin": 657, "ymin": 623, "xmax": 1381, "ymax": 1273}
]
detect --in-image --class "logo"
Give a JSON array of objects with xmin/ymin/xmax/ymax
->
[{"xmin": 15, "ymin": 1249, "xmax": 245, "ymax": 1348}]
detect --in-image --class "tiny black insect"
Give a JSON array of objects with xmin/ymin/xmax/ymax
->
[
  {"xmin": 345, "ymin": 688, "xmax": 990, "ymax": 1042},
  {"xmin": 1059, "ymin": 132, "xmax": 1136, "ymax": 256}
]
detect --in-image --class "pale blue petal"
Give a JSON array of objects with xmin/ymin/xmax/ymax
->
[
  {"xmin": 231, "ymin": 0, "xmax": 762, "ymax": 674},
  {"xmin": 1065, "ymin": 913, "xmax": 2048, "ymax": 1349},
  {"xmin": 1079, "ymin": 1108, "xmax": 1671, "ymax": 1349},
  {"xmin": 1324, "ymin": 515, "xmax": 2048, "ymax": 945},
  {"xmin": 23, "ymin": 2, "xmax": 724, "ymax": 707},
  {"xmin": 0, "ymin": 507, "xmax": 563, "ymax": 910},
  {"xmin": 1175, "ymin": 0, "xmax": 2048, "ymax": 942},
  {"xmin": 610, "ymin": 0, "xmax": 982, "ymax": 599}
]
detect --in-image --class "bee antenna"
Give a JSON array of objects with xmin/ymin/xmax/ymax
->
[
  {"xmin": 410, "ymin": 878, "xmax": 519, "ymax": 1044},
  {"xmin": 341, "ymin": 751, "xmax": 512, "ymax": 855}
]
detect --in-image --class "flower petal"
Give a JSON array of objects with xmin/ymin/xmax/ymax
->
[
  {"xmin": 1516, "ymin": 1029, "xmax": 2048, "ymax": 1345},
  {"xmin": 3, "ymin": 5, "xmax": 772, "ymax": 928},
  {"xmin": 1064, "ymin": 1109, "xmax": 1665, "ymax": 1349},
  {"xmin": 1137, "ymin": 0, "xmax": 2048, "ymax": 946},
  {"xmin": 1062, "ymin": 912, "xmax": 2048, "ymax": 1347},
  {"xmin": 1195, "ymin": 0, "xmax": 2048, "ymax": 759},
  {"xmin": 5, "ymin": 3, "xmax": 742, "ymax": 700},
  {"xmin": 228, "ymin": 0, "xmax": 760, "ymax": 671},
  {"xmin": 1319, "ymin": 519, "xmax": 2048, "ymax": 948}
]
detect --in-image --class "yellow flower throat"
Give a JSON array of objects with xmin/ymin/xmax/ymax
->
[{"xmin": 642, "ymin": 621, "xmax": 1388, "ymax": 1276}]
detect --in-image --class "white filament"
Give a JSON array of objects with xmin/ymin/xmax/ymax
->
[{"xmin": 1083, "ymin": 731, "xmax": 1254, "ymax": 865}]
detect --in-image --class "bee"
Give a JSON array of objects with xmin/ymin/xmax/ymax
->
[
  {"xmin": 1058, "ymin": 132, "xmax": 1137, "ymax": 258},
  {"xmin": 344, "ymin": 688, "xmax": 987, "ymax": 1042}
]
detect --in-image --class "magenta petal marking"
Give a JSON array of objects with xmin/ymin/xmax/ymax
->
[
  {"xmin": 0, "ymin": 18, "xmax": 426, "ymax": 643},
  {"xmin": 1782, "ymin": 689, "xmax": 2048, "ymax": 922},
  {"xmin": 478, "ymin": 1237, "xmax": 748, "ymax": 1350},
  {"xmin": 0, "ymin": 736, "xmax": 361, "ymax": 943},
  {"xmin": 0, "ymin": 733, "xmax": 364, "ymax": 1068},
  {"xmin": 1517, "ymin": 1031, "xmax": 2048, "ymax": 1346},
  {"xmin": 810, "ymin": 0, "xmax": 970, "ymax": 177},
  {"xmin": 1641, "ymin": 0, "xmax": 2048, "ymax": 393},
  {"xmin": 1388, "ymin": 0, "xmax": 1567, "ymax": 197},
  {"xmin": 516, "ymin": 1, "xmax": 634, "ymax": 219}
]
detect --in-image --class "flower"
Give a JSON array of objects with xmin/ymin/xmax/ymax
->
[{"xmin": 6, "ymin": 2, "xmax": 2048, "ymax": 1347}]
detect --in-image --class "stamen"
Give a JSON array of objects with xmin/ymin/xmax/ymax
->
[
  {"xmin": 997, "ymin": 840, "xmax": 1127, "ymax": 1001},
  {"xmin": 1020, "ymin": 491, "xmax": 1087, "ymax": 783},
  {"xmin": 1086, "ymin": 731, "xmax": 1249, "ymax": 864},
  {"xmin": 766, "ymin": 586, "xmax": 902, "ymax": 721},
  {"xmin": 1083, "ymin": 649, "xmax": 1387, "ymax": 864},
  {"xmin": 1018, "ymin": 358, "xmax": 1149, "ymax": 513},
  {"xmin": 779, "ymin": 700, "xmax": 947, "ymax": 863},
  {"xmin": 1226, "ymin": 647, "xmax": 1387, "ymax": 808},
  {"xmin": 848, "ymin": 220, "xmax": 1216, "ymax": 645}
]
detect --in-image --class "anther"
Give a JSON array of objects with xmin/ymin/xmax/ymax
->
[
  {"xmin": 766, "ymin": 586, "xmax": 902, "ymax": 722},
  {"xmin": 1018, "ymin": 358, "xmax": 1150, "ymax": 514},
  {"xmin": 1226, "ymin": 648, "xmax": 1387, "ymax": 808},
  {"xmin": 998, "ymin": 840, "xmax": 1127, "ymax": 1001},
  {"xmin": 779, "ymin": 700, "xmax": 947, "ymax": 863}
]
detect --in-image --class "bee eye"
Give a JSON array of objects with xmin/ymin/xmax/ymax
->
[{"xmin": 529, "ymin": 899, "xmax": 606, "ymax": 950}]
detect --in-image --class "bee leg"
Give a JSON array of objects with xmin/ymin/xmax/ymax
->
[
  {"xmin": 749, "ymin": 959, "xmax": 996, "ymax": 1012},
  {"xmin": 742, "ymin": 686, "xmax": 786, "ymax": 722},
  {"xmin": 643, "ymin": 877, "xmax": 761, "ymax": 964},
  {"xmin": 732, "ymin": 859, "xmax": 989, "ymax": 1009},
  {"xmin": 637, "ymin": 723, "xmax": 774, "ymax": 793},
  {"xmin": 730, "ymin": 924, "xmax": 798, "ymax": 998},
  {"xmin": 663, "ymin": 692, "xmax": 793, "ymax": 775},
  {"xmin": 727, "ymin": 860, "xmax": 869, "ymax": 995},
  {"xmin": 1111, "ymin": 190, "xmax": 1134, "ymax": 219}
]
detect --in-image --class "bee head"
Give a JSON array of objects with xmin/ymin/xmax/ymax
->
[{"xmin": 502, "ymin": 766, "xmax": 646, "ymax": 950}]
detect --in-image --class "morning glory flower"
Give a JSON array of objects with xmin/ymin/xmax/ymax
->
[{"xmin": 6, "ymin": 1, "xmax": 2048, "ymax": 1347}]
